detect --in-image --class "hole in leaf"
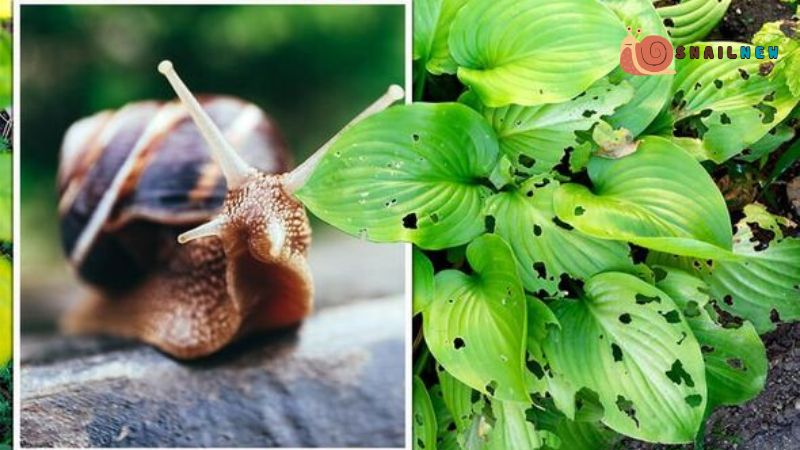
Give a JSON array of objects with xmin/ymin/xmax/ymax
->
[
  {"xmin": 739, "ymin": 68, "xmax": 750, "ymax": 80},
  {"xmin": 635, "ymin": 294, "xmax": 661, "ymax": 305},
  {"xmin": 653, "ymin": 267, "xmax": 667, "ymax": 282},
  {"xmin": 616, "ymin": 395, "xmax": 639, "ymax": 427},
  {"xmin": 430, "ymin": 213, "xmax": 439, "ymax": 223},
  {"xmin": 701, "ymin": 345, "xmax": 715, "ymax": 354},
  {"xmin": 574, "ymin": 206, "xmax": 586, "ymax": 216},
  {"xmin": 582, "ymin": 110, "xmax": 596, "ymax": 118},
  {"xmin": 666, "ymin": 360, "xmax": 695, "ymax": 387},
  {"xmin": 663, "ymin": 18, "xmax": 674, "ymax": 27},
  {"xmin": 684, "ymin": 301, "xmax": 701, "ymax": 318},
  {"xmin": 453, "ymin": 337, "xmax": 466, "ymax": 350},
  {"xmin": 723, "ymin": 295, "xmax": 733, "ymax": 306},
  {"xmin": 412, "ymin": 133, "xmax": 420, "ymax": 142},
  {"xmin": 619, "ymin": 313, "xmax": 632, "ymax": 324},
  {"xmin": 485, "ymin": 381, "xmax": 497, "ymax": 396},
  {"xmin": 720, "ymin": 113, "xmax": 731, "ymax": 125},
  {"xmin": 485, "ymin": 215, "xmax": 496, "ymax": 233},
  {"xmin": 714, "ymin": 79, "xmax": 723, "ymax": 89},
  {"xmin": 685, "ymin": 394, "xmax": 703, "ymax": 407},
  {"xmin": 533, "ymin": 224, "xmax": 542, "ymax": 236},
  {"xmin": 534, "ymin": 178, "xmax": 550, "ymax": 188},
  {"xmin": 771, "ymin": 309, "xmax": 782, "ymax": 324},
  {"xmin": 612, "ymin": 343, "xmax": 623, "ymax": 362},
  {"xmin": 518, "ymin": 154, "xmax": 536, "ymax": 168},
  {"xmin": 533, "ymin": 262, "xmax": 547, "ymax": 279},
  {"xmin": 661, "ymin": 310, "xmax": 681, "ymax": 324},
  {"xmin": 402, "ymin": 213, "xmax": 418, "ymax": 229},
  {"xmin": 677, "ymin": 332, "xmax": 687, "ymax": 345},
  {"xmin": 726, "ymin": 358, "xmax": 745, "ymax": 370},
  {"xmin": 759, "ymin": 62, "xmax": 774, "ymax": 76},
  {"xmin": 527, "ymin": 359, "xmax": 545, "ymax": 379},
  {"xmin": 552, "ymin": 217, "xmax": 574, "ymax": 230}
]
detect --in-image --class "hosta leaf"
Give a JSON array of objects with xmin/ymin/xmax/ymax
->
[
  {"xmin": 487, "ymin": 400, "xmax": 541, "ymax": 450},
  {"xmin": 296, "ymin": 103, "xmax": 499, "ymax": 250},
  {"xmin": 553, "ymin": 136, "xmax": 733, "ymax": 260},
  {"xmin": 601, "ymin": 0, "xmax": 674, "ymax": 136},
  {"xmin": 543, "ymin": 272, "xmax": 707, "ymax": 443},
  {"xmin": 449, "ymin": 0, "xmax": 626, "ymax": 107},
  {"xmin": 654, "ymin": 267, "xmax": 767, "ymax": 409},
  {"xmin": 647, "ymin": 209, "xmax": 800, "ymax": 333},
  {"xmin": 414, "ymin": 376, "xmax": 438, "ymax": 450},
  {"xmin": 437, "ymin": 364, "xmax": 480, "ymax": 431},
  {"xmin": 486, "ymin": 176, "xmax": 634, "ymax": 296},
  {"xmin": 545, "ymin": 417, "xmax": 618, "ymax": 450},
  {"xmin": 461, "ymin": 79, "xmax": 634, "ymax": 176},
  {"xmin": 424, "ymin": 234, "xmax": 529, "ymax": 402},
  {"xmin": 671, "ymin": 43, "xmax": 799, "ymax": 163},
  {"xmin": 414, "ymin": 247, "xmax": 435, "ymax": 316},
  {"xmin": 413, "ymin": 0, "xmax": 469, "ymax": 75},
  {"xmin": 739, "ymin": 123, "xmax": 795, "ymax": 163},
  {"xmin": 0, "ymin": 31, "xmax": 9, "ymax": 109},
  {"xmin": 0, "ymin": 259, "xmax": 8, "ymax": 364},
  {"xmin": 0, "ymin": 153, "xmax": 9, "ymax": 242},
  {"xmin": 656, "ymin": 0, "xmax": 731, "ymax": 46}
]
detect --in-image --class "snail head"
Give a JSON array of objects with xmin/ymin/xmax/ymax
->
[
  {"xmin": 621, "ymin": 26, "xmax": 642, "ymax": 48},
  {"xmin": 158, "ymin": 60, "xmax": 404, "ymax": 265}
]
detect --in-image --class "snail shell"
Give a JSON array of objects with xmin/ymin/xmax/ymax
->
[
  {"xmin": 57, "ymin": 96, "xmax": 313, "ymax": 359},
  {"xmin": 619, "ymin": 28, "xmax": 675, "ymax": 76}
]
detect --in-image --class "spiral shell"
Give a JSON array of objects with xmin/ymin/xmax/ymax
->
[
  {"xmin": 58, "ymin": 96, "xmax": 291, "ymax": 289},
  {"xmin": 619, "ymin": 34, "xmax": 674, "ymax": 76}
]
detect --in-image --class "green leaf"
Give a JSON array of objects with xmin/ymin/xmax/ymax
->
[
  {"xmin": 414, "ymin": 247, "xmax": 436, "ymax": 316},
  {"xmin": 648, "ymin": 207, "xmax": 800, "ymax": 334},
  {"xmin": 654, "ymin": 267, "xmax": 767, "ymax": 409},
  {"xmin": 449, "ymin": 0, "xmax": 626, "ymax": 107},
  {"xmin": 0, "ymin": 31, "xmax": 9, "ymax": 109},
  {"xmin": 414, "ymin": 376, "xmax": 439, "ymax": 450},
  {"xmin": 671, "ymin": 43, "xmax": 799, "ymax": 163},
  {"xmin": 486, "ymin": 176, "xmax": 634, "ymax": 296},
  {"xmin": 601, "ymin": 0, "xmax": 675, "ymax": 136},
  {"xmin": 437, "ymin": 365, "xmax": 480, "ymax": 431},
  {"xmin": 553, "ymin": 136, "xmax": 733, "ymax": 260},
  {"xmin": 487, "ymin": 400, "xmax": 541, "ymax": 450},
  {"xmin": 461, "ymin": 79, "xmax": 634, "ymax": 176},
  {"xmin": 296, "ymin": 103, "xmax": 499, "ymax": 250},
  {"xmin": 656, "ymin": 0, "xmax": 731, "ymax": 46},
  {"xmin": 543, "ymin": 272, "xmax": 707, "ymax": 443},
  {"xmin": 413, "ymin": 0, "xmax": 470, "ymax": 75},
  {"xmin": 739, "ymin": 123, "xmax": 795, "ymax": 162},
  {"xmin": 0, "ymin": 153, "xmax": 9, "ymax": 242},
  {"xmin": 424, "ymin": 234, "xmax": 529, "ymax": 402}
]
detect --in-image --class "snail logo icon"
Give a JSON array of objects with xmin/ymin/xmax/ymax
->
[{"xmin": 619, "ymin": 27, "xmax": 676, "ymax": 76}]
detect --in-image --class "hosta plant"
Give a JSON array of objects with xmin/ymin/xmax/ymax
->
[{"xmin": 297, "ymin": 0, "xmax": 800, "ymax": 448}]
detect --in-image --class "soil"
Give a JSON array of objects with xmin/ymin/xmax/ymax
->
[{"xmin": 713, "ymin": 0, "xmax": 796, "ymax": 42}]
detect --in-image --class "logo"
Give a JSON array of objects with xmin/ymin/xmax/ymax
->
[{"xmin": 619, "ymin": 27, "xmax": 675, "ymax": 76}]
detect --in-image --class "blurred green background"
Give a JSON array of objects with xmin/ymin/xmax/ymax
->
[{"xmin": 20, "ymin": 4, "xmax": 404, "ymax": 275}]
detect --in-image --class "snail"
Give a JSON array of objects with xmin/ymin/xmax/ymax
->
[
  {"xmin": 57, "ymin": 60, "xmax": 405, "ymax": 359},
  {"xmin": 619, "ymin": 26, "xmax": 676, "ymax": 76}
]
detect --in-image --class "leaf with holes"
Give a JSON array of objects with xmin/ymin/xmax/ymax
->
[
  {"xmin": 296, "ymin": 103, "xmax": 499, "ymax": 250},
  {"xmin": 437, "ymin": 364, "xmax": 480, "ymax": 432},
  {"xmin": 487, "ymin": 400, "xmax": 542, "ymax": 450},
  {"xmin": 485, "ymin": 176, "xmax": 634, "ymax": 296},
  {"xmin": 542, "ymin": 272, "xmax": 707, "ymax": 443},
  {"xmin": 414, "ymin": 376, "xmax": 438, "ymax": 450},
  {"xmin": 670, "ymin": 43, "xmax": 799, "ymax": 163},
  {"xmin": 654, "ymin": 267, "xmax": 767, "ymax": 410},
  {"xmin": 0, "ymin": 258, "xmax": 9, "ymax": 365},
  {"xmin": 553, "ymin": 136, "xmax": 733, "ymax": 260},
  {"xmin": 0, "ymin": 153, "xmax": 9, "ymax": 242},
  {"xmin": 656, "ymin": 0, "xmax": 731, "ymax": 46},
  {"xmin": 460, "ymin": 79, "xmax": 634, "ymax": 176},
  {"xmin": 413, "ymin": 0, "xmax": 470, "ymax": 75},
  {"xmin": 414, "ymin": 247, "xmax": 436, "ymax": 315},
  {"xmin": 601, "ymin": 0, "xmax": 675, "ymax": 136},
  {"xmin": 424, "ymin": 234, "xmax": 529, "ymax": 402},
  {"xmin": 448, "ymin": 0, "xmax": 626, "ymax": 107}
]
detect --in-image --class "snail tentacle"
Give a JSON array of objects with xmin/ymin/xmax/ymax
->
[
  {"xmin": 178, "ymin": 215, "xmax": 227, "ymax": 244},
  {"xmin": 284, "ymin": 84, "xmax": 405, "ymax": 193},
  {"xmin": 158, "ymin": 60, "xmax": 256, "ymax": 189}
]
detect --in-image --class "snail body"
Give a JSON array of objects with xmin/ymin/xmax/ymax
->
[
  {"xmin": 58, "ymin": 61, "xmax": 404, "ymax": 359},
  {"xmin": 619, "ymin": 27, "xmax": 676, "ymax": 76}
]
